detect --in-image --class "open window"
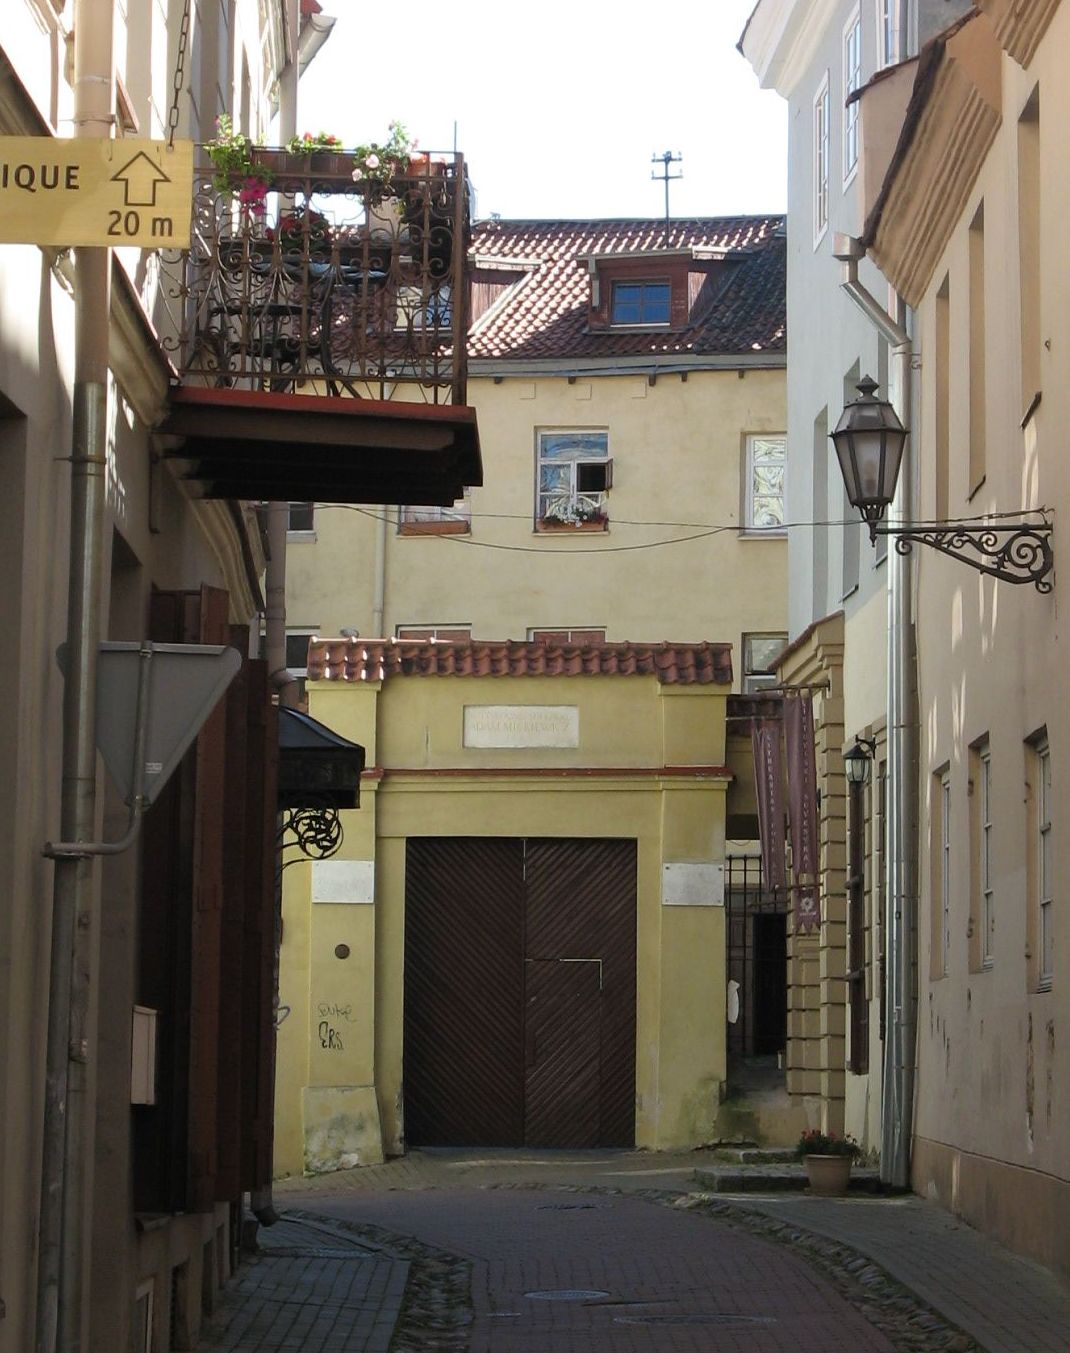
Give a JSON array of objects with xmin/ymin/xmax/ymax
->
[{"xmin": 536, "ymin": 430, "xmax": 611, "ymax": 529}]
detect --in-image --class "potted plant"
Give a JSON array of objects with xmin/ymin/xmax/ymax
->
[
  {"xmin": 204, "ymin": 114, "xmax": 274, "ymax": 199},
  {"xmin": 540, "ymin": 500, "xmax": 608, "ymax": 530},
  {"xmin": 285, "ymin": 130, "xmax": 350, "ymax": 176},
  {"xmin": 352, "ymin": 120, "xmax": 415, "ymax": 202},
  {"xmin": 796, "ymin": 1128, "xmax": 862, "ymax": 1196},
  {"xmin": 266, "ymin": 206, "xmax": 331, "ymax": 254}
]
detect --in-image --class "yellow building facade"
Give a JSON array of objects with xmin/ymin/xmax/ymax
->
[{"xmin": 275, "ymin": 640, "xmax": 739, "ymax": 1174}]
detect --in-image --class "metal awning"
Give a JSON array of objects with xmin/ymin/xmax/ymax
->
[
  {"xmin": 278, "ymin": 705, "xmax": 366, "ymax": 810},
  {"xmin": 156, "ymin": 386, "xmax": 482, "ymax": 504}
]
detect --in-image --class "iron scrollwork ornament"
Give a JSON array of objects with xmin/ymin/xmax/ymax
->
[{"xmin": 879, "ymin": 517, "xmax": 1054, "ymax": 592}]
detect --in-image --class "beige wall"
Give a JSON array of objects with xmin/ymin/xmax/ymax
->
[
  {"xmin": 275, "ymin": 673, "xmax": 733, "ymax": 1174},
  {"xmin": 286, "ymin": 367, "xmax": 787, "ymax": 673},
  {"xmin": 881, "ymin": 4, "xmax": 1070, "ymax": 1269}
]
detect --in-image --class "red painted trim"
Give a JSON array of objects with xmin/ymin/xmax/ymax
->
[
  {"xmin": 365, "ymin": 764, "xmax": 732, "ymax": 780},
  {"xmin": 168, "ymin": 384, "xmax": 478, "ymax": 428}
]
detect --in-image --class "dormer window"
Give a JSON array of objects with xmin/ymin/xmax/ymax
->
[{"xmin": 611, "ymin": 280, "xmax": 671, "ymax": 326}]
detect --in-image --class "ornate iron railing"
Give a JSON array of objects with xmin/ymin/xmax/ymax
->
[{"xmin": 157, "ymin": 150, "xmax": 470, "ymax": 403}]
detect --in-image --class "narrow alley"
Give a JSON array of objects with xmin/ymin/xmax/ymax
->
[{"xmin": 196, "ymin": 1151, "xmax": 1070, "ymax": 1353}]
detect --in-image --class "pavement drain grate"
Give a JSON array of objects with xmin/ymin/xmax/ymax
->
[
  {"xmin": 524, "ymin": 1289, "xmax": 611, "ymax": 1301},
  {"xmin": 614, "ymin": 1314, "xmax": 776, "ymax": 1327},
  {"xmin": 258, "ymin": 1246, "xmax": 375, "ymax": 1259}
]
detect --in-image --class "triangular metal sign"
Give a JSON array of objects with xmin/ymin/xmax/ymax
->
[{"xmin": 61, "ymin": 642, "xmax": 242, "ymax": 805}]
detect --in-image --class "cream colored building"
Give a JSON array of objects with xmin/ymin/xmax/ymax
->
[
  {"xmin": 276, "ymin": 217, "xmax": 792, "ymax": 1171},
  {"xmin": 284, "ymin": 217, "xmax": 788, "ymax": 684},
  {"xmin": 855, "ymin": 0, "xmax": 1069, "ymax": 1276}
]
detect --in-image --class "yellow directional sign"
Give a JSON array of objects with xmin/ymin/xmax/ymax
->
[{"xmin": 0, "ymin": 137, "xmax": 193, "ymax": 248}]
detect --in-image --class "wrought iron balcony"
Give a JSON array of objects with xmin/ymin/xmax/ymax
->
[
  {"xmin": 153, "ymin": 150, "xmax": 481, "ymax": 506},
  {"xmin": 159, "ymin": 150, "xmax": 470, "ymax": 404}
]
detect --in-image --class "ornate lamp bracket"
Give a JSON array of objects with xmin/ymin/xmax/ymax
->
[{"xmin": 873, "ymin": 515, "xmax": 1054, "ymax": 593}]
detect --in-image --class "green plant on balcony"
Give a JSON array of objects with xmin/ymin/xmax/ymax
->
[
  {"xmin": 285, "ymin": 130, "xmax": 344, "ymax": 156},
  {"xmin": 205, "ymin": 114, "xmax": 258, "ymax": 191},
  {"xmin": 352, "ymin": 120, "xmax": 414, "ymax": 200}
]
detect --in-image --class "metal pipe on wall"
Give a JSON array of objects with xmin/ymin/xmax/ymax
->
[
  {"xmin": 832, "ymin": 235, "xmax": 917, "ymax": 1190},
  {"xmin": 36, "ymin": 1, "xmax": 113, "ymax": 1348}
]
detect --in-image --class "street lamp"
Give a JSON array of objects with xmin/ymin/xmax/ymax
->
[
  {"xmin": 831, "ymin": 378, "xmax": 1054, "ymax": 592},
  {"xmin": 843, "ymin": 736, "xmax": 877, "ymax": 787}
]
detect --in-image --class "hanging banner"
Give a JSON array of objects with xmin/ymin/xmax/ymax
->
[
  {"xmin": 751, "ymin": 717, "xmax": 786, "ymax": 892},
  {"xmin": 784, "ymin": 692, "xmax": 821, "ymax": 932}
]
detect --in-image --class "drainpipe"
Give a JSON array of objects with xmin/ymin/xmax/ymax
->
[
  {"xmin": 372, "ymin": 509, "xmax": 387, "ymax": 637},
  {"xmin": 263, "ymin": 0, "xmax": 301, "ymax": 713},
  {"xmin": 832, "ymin": 235, "xmax": 917, "ymax": 1190},
  {"xmin": 36, "ymin": 2, "xmax": 113, "ymax": 1350}
]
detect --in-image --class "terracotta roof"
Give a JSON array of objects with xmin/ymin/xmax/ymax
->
[
  {"xmin": 308, "ymin": 639, "xmax": 733, "ymax": 686},
  {"xmin": 467, "ymin": 217, "xmax": 786, "ymax": 361}
]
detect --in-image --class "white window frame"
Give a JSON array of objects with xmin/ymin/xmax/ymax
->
[
  {"xmin": 284, "ymin": 629, "xmax": 318, "ymax": 678},
  {"xmin": 742, "ymin": 632, "xmax": 788, "ymax": 694},
  {"xmin": 941, "ymin": 770, "xmax": 951, "ymax": 976},
  {"xmin": 814, "ymin": 73, "xmax": 831, "ymax": 245},
  {"xmin": 399, "ymin": 491, "xmax": 471, "ymax": 532},
  {"xmin": 843, "ymin": 8, "xmax": 862, "ymax": 185},
  {"xmin": 877, "ymin": 0, "xmax": 901, "ymax": 69},
  {"xmin": 1038, "ymin": 741, "xmax": 1053, "ymax": 988},
  {"xmin": 536, "ymin": 429, "xmax": 611, "ymax": 527},
  {"xmin": 980, "ymin": 747, "xmax": 994, "ymax": 968},
  {"xmin": 529, "ymin": 628, "xmax": 607, "ymax": 646},
  {"xmin": 286, "ymin": 501, "xmax": 315, "ymax": 537},
  {"xmin": 395, "ymin": 625, "xmax": 472, "ymax": 642},
  {"xmin": 744, "ymin": 434, "xmax": 787, "ymax": 533}
]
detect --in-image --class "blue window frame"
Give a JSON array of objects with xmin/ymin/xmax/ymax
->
[{"xmin": 611, "ymin": 280, "xmax": 670, "ymax": 326}]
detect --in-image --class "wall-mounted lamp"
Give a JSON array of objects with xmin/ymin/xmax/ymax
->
[
  {"xmin": 843, "ymin": 735, "xmax": 877, "ymax": 787},
  {"xmin": 831, "ymin": 378, "xmax": 1054, "ymax": 592}
]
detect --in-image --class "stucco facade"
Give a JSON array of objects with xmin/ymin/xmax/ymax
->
[
  {"xmin": 865, "ymin": 0, "xmax": 1069, "ymax": 1275},
  {"xmin": 275, "ymin": 648, "xmax": 735, "ymax": 1174},
  {"xmin": 286, "ymin": 366, "xmax": 788, "ymax": 664}
]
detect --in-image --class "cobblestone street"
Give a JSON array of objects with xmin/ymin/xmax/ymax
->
[{"xmin": 193, "ymin": 1150, "xmax": 1070, "ymax": 1352}]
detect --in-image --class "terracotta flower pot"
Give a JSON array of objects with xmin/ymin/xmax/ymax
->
[{"xmin": 804, "ymin": 1154, "xmax": 853, "ymax": 1196}]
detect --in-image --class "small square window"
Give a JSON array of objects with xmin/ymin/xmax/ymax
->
[
  {"xmin": 287, "ymin": 502, "xmax": 315, "ymax": 533},
  {"xmin": 285, "ymin": 631, "xmax": 316, "ymax": 672},
  {"xmin": 611, "ymin": 280, "xmax": 670, "ymax": 326},
  {"xmin": 399, "ymin": 494, "xmax": 471, "ymax": 535},
  {"xmin": 742, "ymin": 632, "xmax": 787, "ymax": 693}
]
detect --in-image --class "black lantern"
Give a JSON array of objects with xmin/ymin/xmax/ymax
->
[
  {"xmin": 831, "ymin": 378, "xmax": 1054, "ymax": 591},
  {"xmin": 830, "ymin": 377, "xmax": 907, "ymax": 541},
  {"xmin": 843, "ymin": 736, "xmax": 876, "ymax": 787}
]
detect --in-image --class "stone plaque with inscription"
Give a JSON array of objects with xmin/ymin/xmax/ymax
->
[{"xmin": 463, "ymin": 705, "xmax": 580, "ymax": 749}]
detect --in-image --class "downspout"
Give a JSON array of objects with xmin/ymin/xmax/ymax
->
[
  {"xmin": 263, "ymin": 0, "xmax": 301, "ymax": 713},
  {"xmin": 251, "ymin": 0, "xmax": 301, "ymax": 1234},
  {"xmin": 36, "ymin": 1, "xmax": 112, "ymax": 1349},
  {"xmin": 372, "ymin": 509, "xmax": 387, "ymax": 638},
  {"xmin": 832, "ymin": 235, "xmax": 917, "ymax": 1190}
]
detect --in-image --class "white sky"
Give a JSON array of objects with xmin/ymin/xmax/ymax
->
[{"xmin": 296, "ymin": 1, "xmax": 786, "ymax": 221}]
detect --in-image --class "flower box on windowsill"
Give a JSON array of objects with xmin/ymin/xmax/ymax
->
[
  {"xmin": 536, "ymin": 516, "xmax": 608, "ymax": 533},
  {"xmin": 250, "ymin": 147, "xmax": 355, "ymax": 183},
  {"xmin": 398, "ymin": 519, "xmax": 470, "ymax": 536}
]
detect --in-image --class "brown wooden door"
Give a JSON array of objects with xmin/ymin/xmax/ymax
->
[{"xmin": 403, "ymin": 837, "xmax": 636, "ymax": 1148}]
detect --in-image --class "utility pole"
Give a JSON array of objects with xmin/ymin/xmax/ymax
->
[
  {"xmin": 651, "ymin": 151, "xmax": 682, "ymax": 223},
  {"xmin": 36, "ymin": 0, "xmax": 112, "ymax": 1348}
]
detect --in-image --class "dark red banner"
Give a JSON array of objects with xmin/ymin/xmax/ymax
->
[
  {"xmin": 784, "ymin": 692, "xmax": 820, "ymax": 932},
  {"xmin": 752, "ymin": 717, "xmax": 786, "ymax": 892}
]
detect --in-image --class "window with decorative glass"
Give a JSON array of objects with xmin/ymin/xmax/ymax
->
[
  {"xmin": 745, "ymin": 435, "xmax": 787, "ymax": 532},
  {"xmin": 611, "ymin": 280, "xmax": 671, "ymax": 326},
  {"xmin": 536, "ymin": 430, "xmax": 611, "ymax": 528}
]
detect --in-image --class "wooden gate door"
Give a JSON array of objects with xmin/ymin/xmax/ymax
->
[{"xmin": 404, "ymin": 837, "xmax": 636, "ymax": 1148}]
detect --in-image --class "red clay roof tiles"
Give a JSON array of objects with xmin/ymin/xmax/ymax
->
[
  {"xmin": 307, "ymin": 639, "xmax": 733, "ymax": 686},
  {"xmin": 468, "ymin": 216, "xmax": 785, "ymax": 361}
]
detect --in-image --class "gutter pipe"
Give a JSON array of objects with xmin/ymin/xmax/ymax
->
[{"xmin": 832, "ymin": 234, "xmax": 917, "ymax": 1191}]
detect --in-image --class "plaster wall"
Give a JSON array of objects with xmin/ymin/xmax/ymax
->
[
  {"xmin": 905, "ymin": 7, "xmax": 1069, "ymax": 1265},
  {"xmin": 285, "ymin": 368, "xmax": 787, "ymax": 672},
  {"xmin": 275, "ymin": 675, "xmax": 732, "ymax": 1175}
]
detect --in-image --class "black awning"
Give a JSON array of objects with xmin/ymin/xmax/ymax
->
[{"xmin": 278, "ymin": 705, "xmax": 366, "ymax": 810}]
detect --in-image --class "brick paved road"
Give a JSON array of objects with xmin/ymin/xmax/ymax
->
[{"xmin": 296, "ymin": 1187, "xmax": 900, "ymax": 1352}]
